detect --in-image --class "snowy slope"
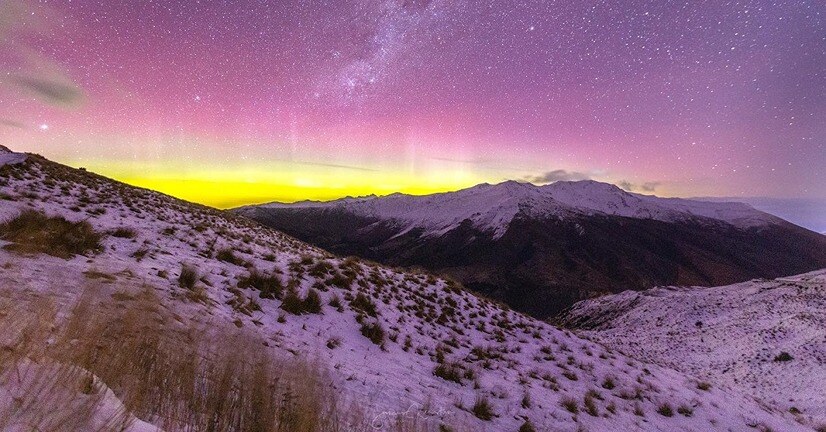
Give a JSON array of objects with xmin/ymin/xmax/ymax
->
[
  {"xmin": 559, "ymin": 271, "xmax": 826, "ymax": 429},
  {"xmin": 244, "ymin": 180, "xmax": 780, "ymax": 239},
  {"xmin": 0, "ymin": 148, "xmax": 814, "ymax": 431}
]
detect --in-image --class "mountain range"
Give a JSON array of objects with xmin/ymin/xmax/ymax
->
[{"xmin": 237, "ymin": 180, "xmax": 826, "ymax": 318}]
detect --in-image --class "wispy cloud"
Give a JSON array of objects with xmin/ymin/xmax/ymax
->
[
  {"xmin": 291, "ymin": 160, "xmax": 379, "ymax": 172},
  {"xmin": 0, "ymin": 119, "xmax": 25, "ymax": 129},
  {"xmin": 618, "ymin": 180, "xmax": 661, "ymax": 193},
  {"xmin": 9, "ymin": 75, "xmax": 83, "ymax": 107},
  {"xmin": 525, "ymin": 169, "xmax": 591, "ymax": 184},
  {"xmin": 1, "ymin": 1, "xmax": 85, "ymax": 108}
]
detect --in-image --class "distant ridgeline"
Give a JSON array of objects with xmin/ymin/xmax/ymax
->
[{"xmin": 237, "ymin": 181, "xmax": 826, "ymax": 318}]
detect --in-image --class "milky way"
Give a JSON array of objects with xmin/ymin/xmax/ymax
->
[{"xmin": 0, "ymin": 0, "xmax": 823, "ymax": 206}]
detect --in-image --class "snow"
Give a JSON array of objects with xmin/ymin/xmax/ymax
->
[
  {"xmin": 248, "ymin": 180, "xmax": 779, "ymax": 239},
  {"xmin": 0, "ymin": 145, "xmax": 26, "ymax": 167},
  {"xmin": 561, "ymin": 270, "xmax": 826, "ymax": 429},
  {"xmin": 0, "ymin": 150, "xmax": 814, "ymax": 431}
]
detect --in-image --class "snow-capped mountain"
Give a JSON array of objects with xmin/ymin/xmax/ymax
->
[
  {"xmin": 0, "ymin": 147, "xmax": 816, "ymax": 431},
  {"xmin": 237, "ymin": 180, "xmax": 826, "ymax": 318},
  {"xmin": 557, "ymin": 270, "xmax": 826, "ymax": 429},
  {"xmin": 243, "ymin": 180, "xmax": 779, "ymax": 239}
]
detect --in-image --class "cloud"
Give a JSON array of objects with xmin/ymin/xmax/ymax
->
[
  {"xmin": 9, "ymin": 75, "xmax": 84, "ymax": 107},
  {"xmin": 0, "ymin": 119, "xmax": 25, "ymax": 129},
  {"xmin": 1, "ymin": 1, "xmax": 85, "ymax": 108},
  {"xmin": 618, "ymin": 181, "xmax": 661, "ymax": 193},
  {"xmin": 294, "ymin": 160, "xmax": 379, "ymax": 172},
  {"xmin": 526, "ymin": 169, "xmax": 591, "ymax": 184}
]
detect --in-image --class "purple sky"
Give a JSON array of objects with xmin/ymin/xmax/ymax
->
[{"xmin": 1, "ymin": 0, "xmax": 824, "ymax": 206}]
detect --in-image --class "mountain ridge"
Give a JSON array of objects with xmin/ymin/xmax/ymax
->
[
  {"xmin": 240, "ymin": 180, "xmax": 783, "ymax": 240},
  {"xmin": 238, "ymin": 180, "xmax": 826, "ymax": 318}
]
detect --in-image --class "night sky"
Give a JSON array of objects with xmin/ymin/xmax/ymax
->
[{"xmin": 1, "ymin": 0, "xmax": 823, "ymax": 207}]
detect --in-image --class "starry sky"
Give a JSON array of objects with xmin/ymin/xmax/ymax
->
[{"xmin": 0, "ymin": 0, "xmax": 824, "ymax": 208}]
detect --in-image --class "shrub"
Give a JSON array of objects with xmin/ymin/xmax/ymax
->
[
  {"xmin": 329, "ymin": 294, "xmax": 343, "ymax": 312},
  {"xmin": 359, "ymin": 320, "xmax": 385, "ymax": 346},
  {"xmin": 584, "ymin": 394, "xmax": 599, "ymax": 416},
  {"xmin": 521, "ymin": 392, "xmax": 531, "ymax": 408},
  {"xmin": 326, "ymin": 337, "xmax": 341, "ymax": 349},
  {"xmin": 303, "ymin": 289, "xmax": 322, "ymax": 314},
  {"xmin": 178, "ymin": 265, "xmax": 198, "ymax": 290},
  {"xmin": 110, "ymin": 227, "xmax": 137, "ymax": 238},
  {"xmin": 237, "ymin": 269, "xmax": 282, "ymax": 299},
  {"xmin": 677, "ymin": 405, "xmax": 693, "ymax": 417},
  {"xmin": 519, "ymin": 420, "xmax": 536, "ymax": 432},
  {"xmin": 602, "ymin": 376, "xmax": 615, "ymax": 390},
  {"xmin": 433, "ymin": 363, "xmax": 464, "ymax": 384},
  {"xmin": 471, "ymin": 396, "xmax": 494, "ymax": 421},
  {"xmin": 350, "ymin": 293, "xmax": 377, "ymax": 317},
  {"xmin": 773, "ymin": 352, "xmax": 793, "ymax": 362},
  {"xmin": 216, "ymin": 248, "xmax": 245, "ymax": 266},
  {"xmin": 0, "ymin": 210, "xmax": 102, "ymax": 258},
  {"xmin": 279, "ymin": 288, "xmax": 323, "ymax": 315},
  {"xmin": 562, "ymin": 370, "xmax": 578, "ymax": 381},
  {"xmin": 560, "ymin": 396, "xmax": 578, "ymax": 413},
  {"xmin": 281, "ymin": 288, "xmax": 305, "ymax": 315},
  {"xmin": 657, "ymin": 403, "xmax": 674, "ymax": 417},
  {"xmin": 697, "ymin": 381, "xmax": 712, "ymax": 391}
]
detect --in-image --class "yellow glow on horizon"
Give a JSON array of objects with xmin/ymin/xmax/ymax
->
[{"xmin": 74, "ymin": 159, "xmax": 486, "ymax": 209}]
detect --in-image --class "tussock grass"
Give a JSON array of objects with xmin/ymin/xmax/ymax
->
[
  {"xmin": 0, "ymin": 209, "xmax": 102, "ymax": 258},
  {"xmin": 0, "ymin": 287, "xmax": 443, "ymax": 432},
  {"xmin": 237, "ymin": 268, "xmax": 282, "ymax": 299}
]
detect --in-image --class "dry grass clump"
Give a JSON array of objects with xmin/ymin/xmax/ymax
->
[
  {"xmin": 178, "ymin": 264, "xmax": 198, "ymax": 289},
  {"xmin": 0, "ymin": 287, "xmax": 440, "ymax": 432},
  {"xmin": 281, "ymin": 287, "xmax": 323, "ymax": 315},
  {"xmin": 237, "ymin": 268, "xmax": 282, "ymax": 299},
  {"xmin": 0, "ymin": 209, "xmax": 102, "ymax": 258},
  {"xmin": 471, "ymin": 395, "xmax": 494, "ymax": 421},
  {"xmin": 359, "ymin": 319, "xmax": 385, "ymax": 346}
]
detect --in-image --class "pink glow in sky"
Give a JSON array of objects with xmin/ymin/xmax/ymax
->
[{"xmin": 1, "ymin": 0, "xmax": 824, "ymax": 207}]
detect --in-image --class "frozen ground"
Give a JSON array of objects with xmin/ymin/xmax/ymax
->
[{"xmin": 560, "ymin": 271, "xmax": 826, "ymax": 429}]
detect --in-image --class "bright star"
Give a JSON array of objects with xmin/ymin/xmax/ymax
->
[{"xmin": 39, "ymin": 124, "xmax": 49, "ymax": 131}]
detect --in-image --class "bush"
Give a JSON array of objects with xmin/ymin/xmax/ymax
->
[
  {"xmin": 280, "ymin": 288, "xmax": 305, "ymax": 315},
  {"xmin": 697, "ymin": 381, "xmax": 711, "ymax": 391},
  {"xmin": 359, "ymin": 320, "xmax": 385, "ymax": 346},
  {"xmin": 216, "ymin": 248, "xmax": 245, "ymax": 266},
  {"xmin": 0, "ymin": 210, "xmax": 102, "ymax": 258},
  {"xmin": 773, "ymin": 352, "xmax": 793, "ymax": 362},
  {"xmin": 303, "ymin": 289, "xmax": 322, "ymax": 314},
  {"xmin": 519, "ymin": 420, "xmax": 536, "ymax": 432},
  {"xmin": 471, "ymin": 396, "xmax": 494, "ymax": 421},
  {"xmin": 433, "ymin": 363, "xmax": 464, "ymax": 384},
  {"xmin": 326, "ymin": 337, "xmax": 341, "ymax": 349},
  {"xmin": 560, "ymin": 396, "xmax": 578, "ymax": 413},
  {"xmin": 110, "ymin": 227, "xmax": 137, "ymax": 238},
  {"xmin": 280, "ymin": 288, "xmax": 323, "ymax": 315},
  {"xmin": 602, "ymin": 376, "xmax": 615, "ymax": 390},
  {"xmin": 349, "ymin": 293, "xmax": 377, "ymax": 317},
  {"xmin": 329, "ymin": 294, "xmax": 343, "ymax": 311},
  {"xmin": 657, "ymin": 403, "xmax": 674, "ymax": 417},
  {"xmin": 178, "ymin": 265, "xmax": 198, "ymax": 290},
  {"xmin": 677, "ymin": 405, "xmax": 693, "ymax": 417},
  {"xmin": 237, "ymin": 269, "xmax": 282, "ymax": 299},
  {"xmin": 584, "ymin": 394, "xmax": 599, "ymax": 416}
]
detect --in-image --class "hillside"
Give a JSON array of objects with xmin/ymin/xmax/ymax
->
[
  {"xmin": 557, "ymin": 271, "xmax": 826, "ymax": 429},
  {"xmin": 0, "ymin": 147, "xmax": 817, "ymax": 431},
  {"xmin": 236, "ymin": 181, "xmax": 826, "ymax": 318}
]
